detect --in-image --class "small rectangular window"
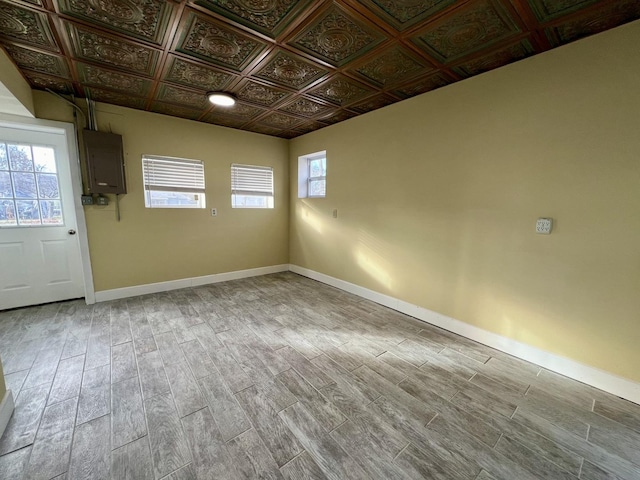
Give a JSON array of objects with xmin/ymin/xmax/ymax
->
[
  {"xmin": 298, "ymin": 151, "xmax": 326, "ymax": 198},
  {"xmin": 142, "ymin": 155, "xmax": 205, "ymax": 208},
  {"xmin": 231, "ymin": 164, "xmax": 274, "ymax": 209}
]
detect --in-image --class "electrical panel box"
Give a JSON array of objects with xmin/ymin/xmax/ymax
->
[{"xmin": 83, "ymin": 129, "xmax": 126, "ymax": 194}]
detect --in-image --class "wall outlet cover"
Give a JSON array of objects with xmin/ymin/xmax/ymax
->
[
  {"xmin": 96, "ymin": 196, "xmax": 109, "ymax": 206},
  {"xmin": 211, "ymin": 208, "xmax": 217, "ymax": 217},
  {"xmin": 536, "ymin": 218, "xmax": 553, "ymax": 234},
  {"xmin": 81, "ymin": 195, "xmax": 93, "ymax": 205}
]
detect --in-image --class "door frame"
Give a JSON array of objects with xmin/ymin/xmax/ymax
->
[{"xmin": 0, "ymin": 112, "xmax": 95, "ymax": 304}]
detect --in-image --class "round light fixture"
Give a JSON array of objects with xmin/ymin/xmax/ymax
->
[{"xmin": 207, "ymin": 92, "xmax": 236, "ymax": 107}]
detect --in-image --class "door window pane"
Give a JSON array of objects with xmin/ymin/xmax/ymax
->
[
  {"xmin": 0, "ymin": 199, "xmax": 16, "ymax": 226},
  {"xmin": 16, "ymin": 200, "xmax": 41, "ymax": 225},
  {"xmin": 8, "ymin": 144, "xmax": 34, "ymax": 172},
  {"xmin": 37, "ymin": 173, "xmax": 60, "ymax": 198},
  {"xmin": 33, "ymin": 146, "xmax": 57, "ymax": 172},
  {"xmin": 0, "ymin": 141, "xmax": 64, "ymax": 227},
  {"xmin": 12, "ymin": 172, "xmax": 37, "ymax": 198},
  {"xmin": 0, "ymin": 172, "xmax": 12, "ymax": 197},
  {"xmin": 0, "ymin": 144, "xmax": 7, "ymax": 170},
  {"xmin": 40, "ymin": 200, "xmax": 63, "ymax": 225}
]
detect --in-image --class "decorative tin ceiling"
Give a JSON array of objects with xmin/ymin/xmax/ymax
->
[{"xmin": 1, "ymin": 0, "xmax": 639, "ymax": 138}]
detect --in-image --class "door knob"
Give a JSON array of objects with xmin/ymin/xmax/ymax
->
[{"xmin": 68, "ymin": 229, "xmax": 76, "ymax": 235}]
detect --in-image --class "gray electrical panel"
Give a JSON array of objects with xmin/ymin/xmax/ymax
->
[{"xmin": 83, "ymin": 129, "xmax": 126, "ymax": 194}]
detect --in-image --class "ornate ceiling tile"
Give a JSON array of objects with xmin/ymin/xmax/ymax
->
[
  {"xmin": 202, "ymin": 112, "xmax": 248, "ymax": 128},
  {"xmin": 348, "ymin": 93, "xmax": 396, "ymax": 113},
  {"xmin": 150, "ymin": 102, "xmax": 203, "ymax": 120},
  {"xmin": 253, "ymin": 49, "xmax": 329, "ymax": 89},
  {"xmin": 411, "ymin": 0, "xmax": 521, "ymax": 63},
  {"xmin": 306, "ymin": 74, "xmax": 374, "ymax": 106},
  {"xmin": 526, "ymin": 0, "xmax": 599, "ymax": 23},
  {"xmin": 195, "ymin": 0, "xmax": 312, "ymax": 38},
  {"xmin": 245, "ymin": 124, "xmax": 286, "ymax": 136},
  {"xmin": 24, "ymin": 71, "xmax": 73, "ymax": 93},
  {"xmin": 57, "ymin": 0, "xmax": 173, "ymax": 44},
  {"xmin": 156, "ymin": 84, "xmax": 209, "ymax": 109},
  {"xmin": 452, "ymin": 39, "xmax": 535, "ymax": 77},
  {"xmin": 21, "ymin": 0, "xmax": 43, "ymax": 5},
  {"xmin": 212, "ymin": 101, "xmax": 266, "ymax": 121},
  {"xmin": 84, "ymin": 87, "xmax": 147, "ymax": 109},
  {"xmin": 3, "ymin": 44, "xmax": 69, "ymax": 78},
  {"xmin": 318, "ymin": 109, "xmax": 356, "ymax": 124},
  {"xmin": 176, "ymin": 11, "xmax": 266, "ymax": 72},
  {"xmin": 359, "ymin": 0, "xmax": 457, "ymax": 31},
  {"xmin": 164, "ymin": 56, "xmax": 236, "ymax": 92},
  {"xmin": 278, "ymin": 97, "xmax": 332, "ymax": 118},
  {"xmin": 77, "ymin": 62, "xmax": 152, "ymax": 96},
  {"xmin": 66, "ymin": 23, "xmax": 160, "ymax": 76},
  {"xmin": 258, "ymin": 111, "xmax": 304, "ymax": 129},
  {"xmin": 545, "ymin": 1, "xmax": 640, "ymax": 47},
  {"xmin": 235, "ymin": 80, "xmax": 291, "ymax": 107},
  {"xmin": 294, "ymin": 120, "xmax": 328, "ymax": 134},
  {"xmin": 392, "ymin": 72, "xmax": 452, "ymax": 98},
  {"xmin": 0, "ymin": 1, "xmax": 58, "ymax": 51},
  {"xmin": 288, "ymin": 4, "xmax": 386, "ymax": 67},
  {"xmin": 353, "ymin": 45, "xmax": 430, "ymax": 86}
]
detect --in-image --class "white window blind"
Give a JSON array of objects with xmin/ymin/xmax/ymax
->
[
  {"xmin": 142, "ymin": 155, "xmax": 205, "ymax": 208},
  {"xmin": 231, "ymin": 164, "xmax": 274, "ymax": 209}
]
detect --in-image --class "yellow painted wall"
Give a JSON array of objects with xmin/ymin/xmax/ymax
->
[
  {"xmin": 289, "ymin": 21, "xmax": 640, "ymax": 383},
  {"xmin": 0, "ymin": 47, "xmax": 34, "ymax": 117},
  {"xmin": 33, "ymin": 91, "xmax": 289, "ymax": 291}
]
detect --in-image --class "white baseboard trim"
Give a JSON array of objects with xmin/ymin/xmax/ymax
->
[
  {"xmin": 289, "ymin": 264, "xmax": 640, "ymax": 405},
  {"xmin": 94, "ymin": 264, "xmax": 290, "ymax": 302},
  {"xmin": 0, "ymin": 390, "xmax": 15, "ymax": 439}
]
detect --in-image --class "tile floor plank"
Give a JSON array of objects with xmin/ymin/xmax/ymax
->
[
  {"xmin": 111, "ymin": 376, "xmax": 147, "ymax": 449},
  {"xmin": 111, "ymin": 436, "xmax": 154, "ymax": 480},
  {"xmin": 67, "ymin": 414, "xmax": 111, "ymax": 480}
]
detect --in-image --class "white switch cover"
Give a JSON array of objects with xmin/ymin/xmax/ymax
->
[
  {"xmin": 536, "ymin": 218, "xmax": 552, "ymax": 234},
  {"xmin": 211, "ymin": 208, "xmax": 217, "ymax": 217}
]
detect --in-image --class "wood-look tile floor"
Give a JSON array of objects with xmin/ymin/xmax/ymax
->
[{"xmin": 1, "ymin": 272, "xmax": 639, "ymax": 480}]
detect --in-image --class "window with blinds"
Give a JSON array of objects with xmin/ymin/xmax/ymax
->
[
  {"xmin": 231, "ymin": 164, "xmax": 274, "ymax": 209},
  {"xmin": 142, "ymin": 155, "xmax": 206, "ymax": 208}
]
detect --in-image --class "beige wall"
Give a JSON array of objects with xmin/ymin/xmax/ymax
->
[
  {"xmin": 0, "ymin": 47, "xmax": 34, "ymax": 117},
  {"xmin": 289, "ymin": 21, "xmax": 640, "ymax": 383},
  {"xmin": 34, "ymin": 91, "xmax": 289, "ymax": 291}
]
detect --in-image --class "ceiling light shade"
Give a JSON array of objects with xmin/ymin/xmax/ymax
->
[{"xmin": 207, "ymin": 92, "xmax": 236, "ymax": 107}]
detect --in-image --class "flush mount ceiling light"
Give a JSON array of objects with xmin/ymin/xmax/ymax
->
[{"xmin": 207, "ymin": 92, "xmax": 236, "ymax": 107}]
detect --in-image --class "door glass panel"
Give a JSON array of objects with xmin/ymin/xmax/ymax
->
[
  {"xmin": 0, "ymin": 199, "xmax": 16, "ymax": 226},
  {"xmin": 0, "ymin": 143, "xmax": 7, "ymax": 170},
  {"xmin": 12, "ymin": 172, "xmax": 37, "ymax": 198},
  {"xmin": 33, "ymin": 146, "xmax": 57, "ymax": 173},
  {"xmin": 0, "ymin": 141, "xmax": 64, "ymax": 227},
  {"xmin": 16, "ymin": 200, "xmax": 41, "ymax": 225},
  {"xmin": 8, "ymin": 144, "xmax": 34, "ymax": 171},
  {"xmin": 0, "ymin": 171, "xmax": 12, "ymax": 197},
  {"xmin": 36, "ymin": 173, "xmax": 60, "ymax": 198},
  {"xmin": 39, "ymin": 200, "xmax": 63, "ymax": 225}
]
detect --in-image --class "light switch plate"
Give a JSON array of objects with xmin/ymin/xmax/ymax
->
[{"xmin": 536, "ymin": 218, "xmax": 553, "ymax": 234}]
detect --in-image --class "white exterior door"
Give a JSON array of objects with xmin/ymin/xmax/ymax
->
[{"xmin": 0, "ymin": 124, "xmax": 85, "ymax": 309}]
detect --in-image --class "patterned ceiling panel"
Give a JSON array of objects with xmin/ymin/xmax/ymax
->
[
  {"xmin": 234, "ymin": 79, "xmax": 291, "ymax": 107},
  {"xmin": 3, "ymin": 43, "xmax": 69, "ymax": 78},
  {"xmin": 0, "ymin": 1, "xmax": 58, "ymax": 51},
  {"xmin": 195, "ymin": 0, "xmax": 313, "ymax": 38},
  {"xmin": 85, "ymin": 87, "xmax": 147, "ymax": 109},
  {"xmin": 175, "ymin": 10, "xmax": 266, "ymax": 72},
  {"xmin": 66, "ymin": 22, "xmax": 160, "ymax": 76},
  {"xmin": 411, "ymin": 0, "xmax": 522, "ymax": 63},
  {"xmin": 164, "ymin": 55, "xmax": 236, "ymax": 92},
  {"xmin": 254, "ymin": 48, "xmax": 329, "ymax": 89},
  {"xmin": 357, "ymin": 0, "xmax": 457, "ymax": 31},
  {"xmin": 352, "ymin": 44, "xmax": 433, "ymax": 86},
  {"xmin": 77, "ymin": 62, "xmax": 153, "ymax": 96},
  {"xmin": 0, "ymin": 0, "xmax": 638, "ymax": 138},
  {"xmin": 452, "ymin": 38, "xmax": 536, "ymax": 77},
  {"xmin": 56, "ymin": 0, "xmax": 174, "ymax": 44},
  {"xmin": 287, "ymin": 2, "xmax": 386, "ymax": 67}
]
